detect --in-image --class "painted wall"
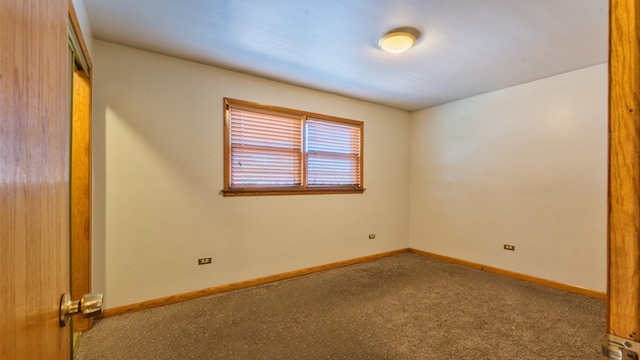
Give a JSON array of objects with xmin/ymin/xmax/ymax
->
[
  {"xmin": 92, "ymin": 41, "xmax": 411, "ymax": 308},
  {"xmin": 409, "ymin": 64, "xmax": 608, "ymax": 292}
]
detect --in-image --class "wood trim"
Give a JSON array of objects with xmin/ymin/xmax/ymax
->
[
  {"xmin": 360, "ymin": 123, "xmax": 364, "ymax": 189},
  {"xmin": 70, "ymin": 68, "xmax": 93, "ymax": 332},
  {"xmin": 68, "ymin": 0, "xmax": 92, "ymax": 74},
  {"xmin": 223, "ymin": 102, "xmax": 230, "ymax": 191},
  {"xmin": 409, "ymin": 249, "xmax": 607, "ymax": 300},
  {"xmin": 222, "ymin": 187, "xmax": 365, "ymax": 197},
  {"xmin": 225, "ymin": 98, "xmax": 307, "ymax": 118},
  {"xmin": 224, "ymin": 97, "xmax": 364, "ymax": 126},
  {"xmin": 68, "ymin": 0, "xmax": 94, "ymax": 332},
  {"xmin": 99, "ymin": 249, "xmax": 410, "ymax": 318},
  {"xmin": 608, "ymin": 0, "xmax": 640, "ymax": 341}
]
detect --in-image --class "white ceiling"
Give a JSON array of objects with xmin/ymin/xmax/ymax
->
[{"xmin": 83, "ymin": 0, "xmax": 608, "ymax": 111}]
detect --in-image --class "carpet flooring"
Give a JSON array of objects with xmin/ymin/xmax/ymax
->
[{"xmin": 75, "ymin": 253, "xmax": 605, "ymax": 359}]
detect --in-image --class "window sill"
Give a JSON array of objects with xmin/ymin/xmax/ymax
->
[{"xmin": 221, "ymin": 187, "xmax": 365, "ymax": 197}]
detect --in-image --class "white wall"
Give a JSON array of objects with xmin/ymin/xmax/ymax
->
[
  {"xmin": 92, "ymin": 41, "xmax": 411, "ymax": 308},
  {"xmin": 92, "ymin": 39, "xmax": 607, "ymax": 308},
  {"xmin": 409, "ymin": 64, "xmax": 608, "ymax": 292}
]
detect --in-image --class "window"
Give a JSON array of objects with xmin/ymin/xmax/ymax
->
[{"xmin": 223, "ymin": 98, "xmax": 364, "ymax": 196}]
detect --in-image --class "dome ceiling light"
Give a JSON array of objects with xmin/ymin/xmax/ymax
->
[{"xmin": 378, "ymin": 27, "xmax": 421, "ymax": 54}]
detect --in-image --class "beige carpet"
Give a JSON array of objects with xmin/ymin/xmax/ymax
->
[{"xmin": 76, "ymin": 253, "xmax": 605, "ymax": 359}]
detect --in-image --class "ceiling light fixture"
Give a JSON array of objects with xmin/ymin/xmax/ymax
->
[{"xmin": 378, "ymin": 27, "xmax": 421, "ymax": 54}]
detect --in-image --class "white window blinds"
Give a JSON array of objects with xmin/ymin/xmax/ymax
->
[
  {"xmin": 228, "ymin": 108, "xmax": 302, "ymax": 187},
  {"xmin": 305, "ymin": 119, "xmax": 361, "ymax": 187}
]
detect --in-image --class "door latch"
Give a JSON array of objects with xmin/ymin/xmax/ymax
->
[
  {"xmin": 603, "ymin": 333, "xmax": 639, "ymax": 359},
  {"xmin": 59, "ymin": 292, "xmax": 103, "ymax": 327}
]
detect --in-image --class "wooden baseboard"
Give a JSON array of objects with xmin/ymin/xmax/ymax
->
[
  {"xmin": 100, "ymin": 247, "xmax": 605, "ymax": 319},
  {"xmin": 408, "ymin": 248, "xmax": 606, "ymax": 300},
  {"xmin": 99, "ymin": 248, "xmax": 411, "ymax": 318}
]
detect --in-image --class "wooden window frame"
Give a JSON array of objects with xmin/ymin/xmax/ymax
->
[{"xmin": 223, "ymin": 98, "xmax": 365, "ymax": 196}]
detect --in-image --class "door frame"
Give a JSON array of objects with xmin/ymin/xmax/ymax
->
[
  {"xmin": 68, "ymin": 0, "xmax": 94, "ymax": 333},
  {"xmin": 606, "ymin": 0, "xmax": 640, "ymax": 356}
]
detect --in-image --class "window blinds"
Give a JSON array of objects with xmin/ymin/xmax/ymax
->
[
  {"xmin": 228, "ymin": 108, "xmax": 302, "ymax": 187},
  {"xmin": 226, "ymin": 100, "xmax": 363, "ymax": 192},
  {"xmin": 305, "ymin": 119, "xmax": 361, "ymax": 187}
]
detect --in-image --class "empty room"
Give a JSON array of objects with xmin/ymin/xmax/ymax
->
[{"xmin": 4, "ymin": 0, "xmax": 640, "ymax": 359}]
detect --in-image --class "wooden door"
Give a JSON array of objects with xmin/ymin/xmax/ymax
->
[
  {"xmin": 607, "ymin": 0, "xmax": 640, "ymax": 357},
  {"xmin": 0, "ymin": 0, "xmax": 71, "ymax": 359}
]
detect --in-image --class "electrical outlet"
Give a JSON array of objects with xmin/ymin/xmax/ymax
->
[
  {"xmin": 369, "ymin": 234, "xmax": 376, "ymax": 239},
  {"xmin": 503, "ymin": 244, "xmax": 515, "ymax": 251},
  {"xmin": 198, "ymin": 257, "xmax": 212, "ymax": 265}
]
